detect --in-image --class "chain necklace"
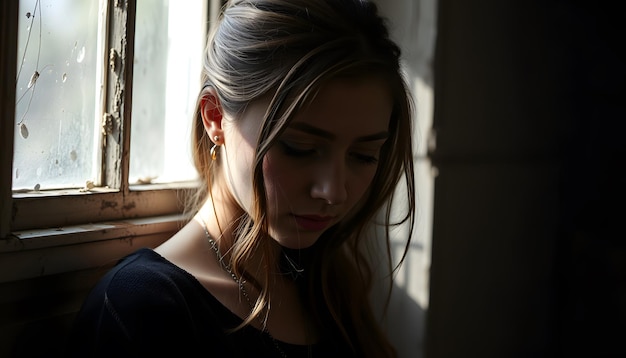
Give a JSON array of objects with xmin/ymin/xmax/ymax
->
[{"xmin": 202, "ymin": 225, "xmax": 288, "ymax": 358}]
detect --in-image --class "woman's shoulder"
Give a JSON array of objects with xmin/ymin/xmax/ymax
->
[
  {"xmin": 92, "ymin": 248, "xmax": 201, "ymax": 303},
  {"xmin": 75, "ymin": 247, "xmax": 216, "ymax": 324},
  {"xmin": 68, "ymin": 248, "xmax": 242, "ymax": 356},
  {"xmin": 73, "ymin": 247, "xmax": 234, "ymax": 333},
  {"xmin": 104, "ymin": 248, "xmax": 182, "ymax": 280},
  {"xmin": 110, "ymin": 247, "xmax": 187, "ymax": 279}
]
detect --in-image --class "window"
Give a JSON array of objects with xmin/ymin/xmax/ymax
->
[{"xmin": 0, "ymin": 0, "xmax": 218, "ymax": 282}]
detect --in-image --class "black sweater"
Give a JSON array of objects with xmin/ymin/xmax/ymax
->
[{"xmin": 66, "ymin": 248, "xmax": 347, "ymax": 357}]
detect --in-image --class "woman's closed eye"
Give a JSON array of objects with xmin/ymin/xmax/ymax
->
[
  {"xmin": 279, "ymin": 140, "xmax": 380, "ymax": 165},
  {"xmin": 351, "ymin": 152, "xmax": 379, "ymax": 165},
  {"xmin": 279, "ymin": 141, "xmax": 317, "ymax": 157}
]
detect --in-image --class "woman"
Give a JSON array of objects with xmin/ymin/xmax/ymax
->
[{"xmin": 68, "ymin": 0, "xmax": 415, "ymax": 357}]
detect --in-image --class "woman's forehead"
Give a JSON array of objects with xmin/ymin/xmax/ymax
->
[{"xmin": 290, "ymin": 78, "xmax": 393, "ymax": 133}]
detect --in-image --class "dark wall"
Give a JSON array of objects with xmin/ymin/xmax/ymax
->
[
  {"xmin": 0, "ymin": 268, "xmax": 106, "ymax": 358},
  {"xmin": 427, "ymin": 0, "xmax": 625, "ymax": 357}
]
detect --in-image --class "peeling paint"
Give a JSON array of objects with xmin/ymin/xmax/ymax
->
[
  {"xmin": 101, "ymin": 200, "xmax": 118, "ymax": 210},
  {"xmin": 109, "ymin": 48, "xmax": 120, "ymax": 74},
  {"xmin": 122, "ymin": 202, "xmax": 136, "ymax": 211},
  {"xmin": 99, "ymin": 0, "xmax": 129, "ymax": 189},
  {"xmin": 113, "ymin": 81, "xmax": 123, "ymax": 116},
  {"xmin": 102, "ymin": 112, "xmax": 114, "ymax": 135}
]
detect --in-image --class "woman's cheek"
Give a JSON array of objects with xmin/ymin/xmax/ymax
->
[{"xmin": 262, "ymin": 154, "xmax": 301, "ymax": 200}]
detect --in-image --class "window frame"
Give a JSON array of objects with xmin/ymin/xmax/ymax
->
[{"xmin": 0, "ymin": 0, "xmax": 216, "ymax": 282}]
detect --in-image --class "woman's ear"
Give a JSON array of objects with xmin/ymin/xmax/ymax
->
[{"xmin": 200, "ymin": 87, "xmax": 224, "ymax": 143}]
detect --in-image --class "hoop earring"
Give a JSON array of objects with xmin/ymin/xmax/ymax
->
[{"xmin": 210, "ymin": 144, "xmax": 219, "ymax": 161}]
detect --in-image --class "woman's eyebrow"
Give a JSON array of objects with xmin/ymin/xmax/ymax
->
[{"xmin": 289, "ymin": 122, "xmax": 389, "ymax": 142}]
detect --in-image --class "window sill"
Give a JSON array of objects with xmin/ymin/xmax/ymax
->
[
  {"xmin": 10, "ymin": 186, "xmax": 195, "ymax": 232},
  {"xmin": 0, "ymin": 214, "xmax": 186, "ymax": 283}
]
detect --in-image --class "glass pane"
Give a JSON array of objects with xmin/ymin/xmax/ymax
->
[
  {"xmin": 130, "ymin": 0, "xmax": 205, "ymax": 184},
  {"xmin": 13, "ymin": 0, "xmax": 102, "ymax": 191}
]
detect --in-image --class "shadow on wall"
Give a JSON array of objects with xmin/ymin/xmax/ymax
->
[
  {"xmin": 2, "ymin": 265, "xmax": 111, "ymax": 358},
  {"xmin": 387, "ymin": 281, "xmax": 426, "ymax": 358},
  {"xmin": 370, "ymin": 231, "xmax": 428, "ymax": 358},
  {"xmin": 371, "ymin": 268, "xmax": 426, "ymax": 358},
  {"xmin": 554, "ymin": 1, "xmax": 626, "ymax": 355}
]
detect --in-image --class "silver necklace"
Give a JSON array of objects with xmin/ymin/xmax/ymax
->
[{"xmin": 202, "ymin": 225, "xmax": 288, "ymax": 358}]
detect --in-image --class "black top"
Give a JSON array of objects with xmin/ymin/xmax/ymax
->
[{"xmin": 66, "ymin": 248, "xmax": 349, "ymax": 357}]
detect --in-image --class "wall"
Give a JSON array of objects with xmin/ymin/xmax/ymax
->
[
  {"xmin": 427, "ymin": 0, "xmax": 625, "ymax": 356},
  {"xmin": 374, "ymin": 1, "xmax": 437, "ymax": 357}
]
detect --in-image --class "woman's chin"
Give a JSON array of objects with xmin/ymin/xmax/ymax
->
[{"xmin": 270, "ymin": 232, "xmax": 320, "ymax": 250}]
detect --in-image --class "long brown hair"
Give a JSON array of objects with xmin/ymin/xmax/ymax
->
[{"xmin": 189, "ymin": 1, "xmax": 416, "ymax": 356}]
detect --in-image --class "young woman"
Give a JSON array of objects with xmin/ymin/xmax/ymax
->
[{"xmin": 68, "ymin": 0, "xmax": 415, "ymax": 357}]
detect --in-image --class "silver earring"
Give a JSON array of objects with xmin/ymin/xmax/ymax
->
[{"xmin": 213, "ymin": 135, "xmax": 220, "ymax": 142}]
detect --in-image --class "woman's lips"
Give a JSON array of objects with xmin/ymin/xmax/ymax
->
[{"xmin": 293, "ymin": 215, "xmax": 334, "ymax": 231}]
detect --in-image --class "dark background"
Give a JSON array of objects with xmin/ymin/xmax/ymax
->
[{"xmin": 427, "ymin": 0, "xmax": 625, "ymax": 356}]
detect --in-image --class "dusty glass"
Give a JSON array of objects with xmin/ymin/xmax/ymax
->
[{"xmin": 13, "ymin": 0, "xmax": 101, "ymax": 191}]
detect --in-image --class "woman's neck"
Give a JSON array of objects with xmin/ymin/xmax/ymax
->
[{"xmin": 197, "ymin": 194, "xmax": 283, "ymax": 276}]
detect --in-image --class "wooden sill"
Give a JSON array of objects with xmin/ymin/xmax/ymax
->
[{"xmin": 0, "ymin": 214, "xmax": 186, "ymax": 283}]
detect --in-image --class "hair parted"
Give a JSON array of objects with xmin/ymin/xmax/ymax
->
[{"xmin": 189, "ymin": 1, "xmax": 415, "ymax": 357}]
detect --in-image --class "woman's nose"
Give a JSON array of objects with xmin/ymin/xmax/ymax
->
[{"xmin": 310, "ymin": 159, "xmax": 348, "ymax": 205}]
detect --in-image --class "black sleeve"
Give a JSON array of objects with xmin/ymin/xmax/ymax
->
[{"xmin": 64, "ymin": 252, "xmax": 202, "ymax": 357}]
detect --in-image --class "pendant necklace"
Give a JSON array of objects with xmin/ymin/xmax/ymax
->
[{"xmin": 201, "ymin": 224, "xmax": 288, "ymax": 358}]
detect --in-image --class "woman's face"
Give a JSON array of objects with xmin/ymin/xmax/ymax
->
[{"xmin": 221, "ymin": 78, "xmax": 392, "ymax": 249}]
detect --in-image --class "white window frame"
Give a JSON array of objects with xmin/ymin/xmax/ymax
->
[{"xmin": 0, "ymin": 0, "xmax": 220, "ymax": 283}]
